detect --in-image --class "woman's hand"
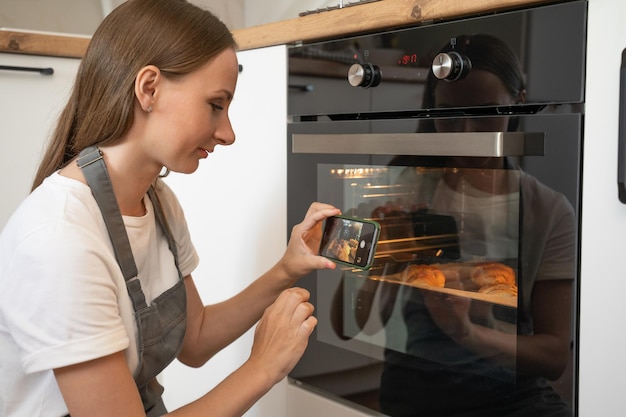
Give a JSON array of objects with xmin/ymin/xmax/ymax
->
[
  {"xmin": 248, "ymin": 287, "xmax": 317, "ymax": 383},
  {"xmin": 278, "ymin": 202, "xmax": 341, "ymax": 280},
  {"xmin": 422, "ymin": 290, "xmax": 473, "ymax": 344}
]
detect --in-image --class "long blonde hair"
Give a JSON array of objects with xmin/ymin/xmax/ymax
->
[{"xmin": 32, "ymin": 0, "xmax": 236, "ymax": 189}]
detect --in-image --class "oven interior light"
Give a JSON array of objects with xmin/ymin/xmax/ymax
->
[{"xmin": 329, "ymin": 167, "xmax": 389, "ymax": 178}]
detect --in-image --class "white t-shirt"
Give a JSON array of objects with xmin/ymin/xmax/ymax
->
[
  {"xmin": 0, "ymin": 172, "xmax": 199, "ymax": 416},
  {"xmin": 429, "ymin": 171, "xmax": 576, "ymax": 330},
  {"xmin": 431, "ymin": 177, "xmax": 520, "ymax": 261}
]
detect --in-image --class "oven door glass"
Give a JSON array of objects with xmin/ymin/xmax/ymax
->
[
  {"xmin": 288, "ymin": 114, "xmax": 578, "ymax": 417},
  {"xmin": 317, "ymin": 162, "xmax": 520, "ymax": 372}
]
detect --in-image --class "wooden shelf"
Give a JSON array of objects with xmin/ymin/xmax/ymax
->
[
  {"xmin": 0, "ymin": 29, "xmax": 89, "ymax": 58},
  {"xmin": 231, "ymin": 0, "xmax": 561, "ymax": 50}
]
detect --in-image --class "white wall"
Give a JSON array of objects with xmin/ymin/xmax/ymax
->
[
  {"xmin": 0, "ymin": 0, "xmax": 244, "ymax": 33},
  {"xmin": 0, "ymin": 0, "xmax": 342, "ymax": 34},
  {"xmin": 242, "ymin": 0, "xmax": 341, "ymax": 27},
  {"xmin": 0, "ymin": 0, "xmax": 106, "ymax": 34}
]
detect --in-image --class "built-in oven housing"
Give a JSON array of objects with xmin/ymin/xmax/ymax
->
[{"xmin": 287, "ymin": 1, "xmax": 586, "ymax": 416}]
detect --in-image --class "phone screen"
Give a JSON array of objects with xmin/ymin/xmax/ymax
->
[{"xmin": 319, "ymin": 216, "xmax": 380, "ymax": 269}]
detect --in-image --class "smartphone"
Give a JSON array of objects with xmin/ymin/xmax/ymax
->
[{"xmin": 319, "ymin": 215, "xmax": 380, "ymax": 270}]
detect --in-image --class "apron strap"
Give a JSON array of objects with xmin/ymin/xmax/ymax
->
[
  {"xmin": 76, "ymin": 146, "xmax": 186, "ymax": 415},
  {"xmin": 147, "ymin": 187, "xmax": 184, "ymax": 281},
  {"xmin": 77, "ymin": 146, "xmax": 147, "ymax": 310}
]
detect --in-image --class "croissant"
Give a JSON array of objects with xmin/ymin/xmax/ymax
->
[
  {"xmin": 478, "ymin": 283, "xmax": 518, "ymax": 297},
  {"xmin": 470, "ymin": 262, "xmax": 516, "ymax": 287},
  {"xmin": 404, "ymin": 264, "xmax": 446, "ymax": 288}
]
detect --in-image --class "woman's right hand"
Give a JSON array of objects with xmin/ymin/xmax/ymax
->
[
  {"xmin": 277, "ymin": 202, "xmax": 341, "ymax": 282},
  {"xmin": 248, "ymin": 287, "xmax": 317, "ymax": 383}
]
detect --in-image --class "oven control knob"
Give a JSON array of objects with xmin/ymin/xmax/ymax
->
[
  {"xmin": 348, "ymin": 63, "xmax": 382, "ymax": 88},
  {"xmin": 432, "ymin": 51, "xmax": 472, "ymax": 81}
]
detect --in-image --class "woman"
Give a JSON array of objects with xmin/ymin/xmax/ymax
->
[{"xmin": 0, "ymin": 1, "xmax": 340, "ymax": 416}]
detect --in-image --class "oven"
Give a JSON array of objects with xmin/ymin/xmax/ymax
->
[{"xmin": 286, "ymin": 1, "xmax": 586, "ymax": 416}]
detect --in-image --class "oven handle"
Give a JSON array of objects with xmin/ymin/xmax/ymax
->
[
  {"xmin": 291, "ymin": 132, "xmax": 544, "ymax": 157},
  {"xmin": 618, "ymin": 48, "xmax": 626, "ymax": 203}
]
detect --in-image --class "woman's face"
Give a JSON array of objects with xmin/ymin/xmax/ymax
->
[
  {"xmin": 433, "ymin": 69, "xmax": 517, "ymax": 133},
  {"xmin": 432, "ymin": 68, "xmax": 523, "ymax": 169},
  {"xmin": 143, "ymin": 48, "xmax": 239, "ymax": 175}
]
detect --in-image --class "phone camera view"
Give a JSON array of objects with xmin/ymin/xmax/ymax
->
[{"xmin": 319, "ymin": 216, "xmax": 379, "ymax": 269}]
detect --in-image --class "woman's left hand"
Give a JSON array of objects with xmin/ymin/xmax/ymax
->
[
  {"xmin": 422, "ymin": 290, "xmax": 473, "ymax": 344},
  {"xmin": 279, "ymin": 202, "xmax": 341, "ymax": 280}
]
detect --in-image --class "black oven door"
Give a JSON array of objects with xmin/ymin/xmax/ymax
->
[{"xmin": 287, "ymin": 112, "xmax": 580, "ymax": 417}]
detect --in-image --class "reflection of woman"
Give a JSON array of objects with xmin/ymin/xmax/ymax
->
[
  {"xmin": 376, "ymin": 34, "xmax": 575, "ymax": 416},
  {"xmin": 420, "ymin": 34, "xmax": 526, "ymax": 134}
]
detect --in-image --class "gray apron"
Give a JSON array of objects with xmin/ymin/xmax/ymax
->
[{"xmin": 75, "ymin": 146, "xmax": 187, "ymax": 417}]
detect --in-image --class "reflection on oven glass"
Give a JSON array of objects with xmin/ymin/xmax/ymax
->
[
  {"xmin": 312, "ymin": 32, "xmax": 575, "ymax": 417},
  {"xmin": 317, "ymin": 160, "xmax": 574, "ymax": 416}
]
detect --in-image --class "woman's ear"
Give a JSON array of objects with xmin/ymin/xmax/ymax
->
[
  {"xmin": 517, "ymin": 88, "xmax": 527, "ymax": 104},
  {"xmin": 135, "ymin": 65, "xmax": 160, "ymax": 112}
]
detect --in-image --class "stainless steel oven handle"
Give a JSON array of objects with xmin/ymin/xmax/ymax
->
[
  {"xmin": 618, "ymin": 47, "xmax": 626, "ymax": 203},
  {"xmin": 292, "ymin": 132, "xmax": 544, "ymax": 157}
]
